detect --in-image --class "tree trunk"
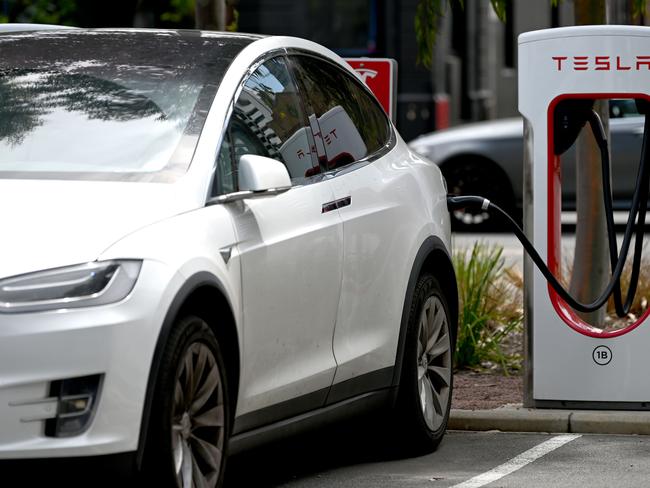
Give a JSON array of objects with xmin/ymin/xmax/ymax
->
[
  {"xmin": 195, "ymin": 0, "xmax": 226, "ymax": 30},
  {"xmin": 569, "ymin": 100, "xmax": 610, "ymax": 325},
  {"xmin": 569, "ymin": 0, "xmax": 610, "ymax": 326}
]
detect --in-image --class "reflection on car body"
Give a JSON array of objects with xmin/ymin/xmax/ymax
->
[{"xmin": 281, "ymin": 105, "xmax": 368, "ymax": 176}]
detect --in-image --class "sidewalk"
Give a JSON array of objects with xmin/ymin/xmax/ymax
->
[
  {"xmin": 449, "ymin": 406, "xmax": 650, "ymax": 435},
  {"xmin": 451, "ymin": 371, "xmax": 650, "ymax": 435}
]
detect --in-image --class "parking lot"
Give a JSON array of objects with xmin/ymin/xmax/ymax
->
[{"xmin": 226, "ymin": 429, "xmax": 650, "ymax": 487}]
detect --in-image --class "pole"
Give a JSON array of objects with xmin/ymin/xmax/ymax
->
[
  {"xmin": 195, "ymin": 0, "xmax": 226, "ymax": 31},
  {"xmin": 569, "ymin": 0, "xmax": 610, "ymax": 326}
]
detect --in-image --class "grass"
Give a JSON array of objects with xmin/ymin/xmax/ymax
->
[
  {"xmin": 452, "ymin": 240, "xmax": 650, "ymax": 373},
  {"xmin": 452, "ymin": 241, "xmax": 523, "ymax": 373}
]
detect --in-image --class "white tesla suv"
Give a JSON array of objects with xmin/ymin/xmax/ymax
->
[{"xmin": 0, "ymin": 28, "xmax": 457, "ymax": 487}]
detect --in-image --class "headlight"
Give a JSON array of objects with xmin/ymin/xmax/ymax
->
[{"xmin": 0, "ymin": 260, "xmax": 142, "ymax": 313}]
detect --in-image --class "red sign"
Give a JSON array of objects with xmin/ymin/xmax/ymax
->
[{"xmin": 344, "ymin": 58, "xmax": 397, "ymax": 122}]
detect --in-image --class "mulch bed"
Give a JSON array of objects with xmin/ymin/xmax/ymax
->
[{"xmin": 452, "ymin": 370, "xmax": 523, "ymax": 410}]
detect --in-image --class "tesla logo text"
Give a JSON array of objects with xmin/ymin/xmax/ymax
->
[
  {"xmin": 553, "ymin": 55, "xmax": 650, "ymax": 71},
  {"xmin": 354, "ymin": 68, "xmax": 378, "ymax": 84}
]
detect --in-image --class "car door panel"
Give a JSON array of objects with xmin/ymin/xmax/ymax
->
[
  {"xmin": 328, "ymin": 157, "xmax": 416, "ymax": 384},
  {"xmin": 234, "ymin": 181, "xmax": 342, "ymax": 421},
  {"xmin": 212, "ymin": 55, "xmax": 343, "ymax": 424},
  {"xmin": 288, "ymin": 53, "xmax": 410, "ymax": 390}
]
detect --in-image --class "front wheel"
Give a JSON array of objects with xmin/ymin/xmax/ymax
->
[
  {"xmin": 142, "ymin": 316, "xmax": 230, "ymax": 488},
  {"xmin": 393, "ymin": 274, "xmax": 454, "ymax": 453}
]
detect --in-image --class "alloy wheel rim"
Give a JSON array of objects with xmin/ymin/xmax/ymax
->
[
  {"xmin": 416, "ymin": 295, "xmax": 452, "ymax": 432},
  {"xmin": 172, "ymin": 342, "xmax": 225, "ymax": 488}
]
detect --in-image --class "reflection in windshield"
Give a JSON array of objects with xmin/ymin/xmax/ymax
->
[
  {"xmin": 0, "ymin": 69, "xmax": 170, "ymax": 143},
  {"xmin": 0, "ymin": 31, "xmax": 253, "ymax": 180}
]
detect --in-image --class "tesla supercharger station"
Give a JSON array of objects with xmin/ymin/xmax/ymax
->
[{"xmin": 520, "ymin": 26, "xmax": 650, "ymax": 408}]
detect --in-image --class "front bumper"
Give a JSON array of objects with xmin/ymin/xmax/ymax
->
[{"xmin": 0, "ymin": 260, "xmax": 179, "ymax": 459}]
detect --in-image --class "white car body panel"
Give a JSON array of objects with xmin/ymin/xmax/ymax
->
[
  {"xmin": 329, "ymin": 137, "xmax": 450, "ymax": 385},
  {"xmin": 0, "ymin": 30, "xmax": 454, "ymax": 461},
  {"xmin": 0, "ymin": 179, "xmax": 197, "ymax": 279},
  {"xmin": 0, "ymin": 260, "xmax": 180, "ymax": 457},
  {"xmin": 0, "ymin": 23, "xmax": 78, "ymax": 33},
  {"xmin": 234, "ymin": 182, "xmax": 343, "ymax": 415}
]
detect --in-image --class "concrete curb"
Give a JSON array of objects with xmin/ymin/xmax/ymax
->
[{"xmin": 449, "ymin": 406, "xmax": 650, "ymax": 435}]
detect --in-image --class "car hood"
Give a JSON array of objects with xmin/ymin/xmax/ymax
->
[
  {"xmin": 0, "ymin": 179, "xmax": 195, "ymax": 279},
  {"xmin": 409, "ymin": 117, "xmax": 523, "ymax": 148}
]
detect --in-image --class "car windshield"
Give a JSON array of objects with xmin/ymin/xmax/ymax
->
[{"xmin": 0, "ymin": 30, "xmax": 254, "ymax": 181}]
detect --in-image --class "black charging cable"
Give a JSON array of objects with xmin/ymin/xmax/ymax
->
[
  {"xmin": 447, "ymin": 110, "xmax": 650, "ymax": 314},
  {"xmin": 588, "ymin": 110, "xmax": 650, "ymax": 316}
]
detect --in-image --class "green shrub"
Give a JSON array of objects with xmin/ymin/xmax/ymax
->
[{"xmin": 453, "ymin": 241, "xmax": 523, "ymax": 372}]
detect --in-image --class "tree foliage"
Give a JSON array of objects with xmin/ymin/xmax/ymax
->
[
  {"xmin": 414, "ymin": 0, "xmax": 511, "ymax": 67},
  {"xmin": 0, "ymin": 0, "xmax": 225, "ymax": 29},
  {"xmin": 0, "ymin": 0, "xmax": 77, "ymax": 25},
  {"xmin": 161, "ymin": 0, "xmax": 195, "ymax": 24},
  {"xmin": 634, "ymin": 0, "xmax": 648, "ymax": 18},
  {"xmin": 415, "ymin": 0, "xmax": 648, "ymax": 68},
  {"xmin": 415, "ymin": 0, "xmax": 454, "ymax": 67}
]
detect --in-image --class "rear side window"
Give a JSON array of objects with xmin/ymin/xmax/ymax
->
[{"xmin": 289, "ymin": 54, "xmax": 391, "ymax": 172}]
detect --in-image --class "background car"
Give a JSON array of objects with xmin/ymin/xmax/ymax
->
[
  {"xmin": 0, "ymin": 28, "xmax": 456, "ymax": 487},
  {"xmin": 409, "ymin": 99, "xmax": 644, "ymax": 230}
]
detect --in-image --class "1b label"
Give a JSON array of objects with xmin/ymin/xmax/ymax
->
[{"xmin": 593, "ymin": 345, "xmax": 612, "ymax": 365}]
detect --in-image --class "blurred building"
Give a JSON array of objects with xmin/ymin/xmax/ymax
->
[
  {"xmin": 238, "ymin": 0, "xmax": 431, "ymax": 141},
  {"xmin": 237, "ymin": 0, "xmax": 578, "ymax": 141},
  {"xmin": 432, "ymin": 0, "xmax": 575, "ymax": 126}
]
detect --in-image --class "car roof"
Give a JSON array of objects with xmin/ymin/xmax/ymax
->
[
  {"xmin": 0, "ymin": 28, "xmax": 263, "ymax": 69},
  {"xmin": 0, "ymin": 24, "xmax": 265, "ymax": 40},
  {"xmin": 0, "ymin": 23, "xmax": 79, "ymax": 33}
]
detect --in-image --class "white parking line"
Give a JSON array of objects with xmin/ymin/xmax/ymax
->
[{"xmin": 450, "ymin": 434, "xmax": 582, "ymax": 488}]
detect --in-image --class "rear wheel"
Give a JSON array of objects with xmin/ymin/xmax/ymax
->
[
  {"xmin": 393, "ymin": 274, "xmax": 454, "ymax": 453},
  {"xmin": 142, "ymin": 316, "xmax": 230, "ymax": 488}
]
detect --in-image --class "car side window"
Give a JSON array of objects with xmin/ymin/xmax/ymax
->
[
  {"xmin": 289, "ymin": 54, "xmax": 391, "ymax": 172},
  {"xmin": 212, "ymin": 56, "xmax": 320, "ymax": 196}
]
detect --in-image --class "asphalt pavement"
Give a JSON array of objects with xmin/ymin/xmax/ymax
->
[{"xmin": 225, "ymin": 429, "xmax": 650, "ymax": 487}]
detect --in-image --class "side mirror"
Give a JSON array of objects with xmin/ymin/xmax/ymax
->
[
  {"xmin": 207, "ymin": 154, "xmax": 292, "ymax": 205},
  {"xmin": 239, "ymin": 154, "xmax": 291, "ymax": 192}
]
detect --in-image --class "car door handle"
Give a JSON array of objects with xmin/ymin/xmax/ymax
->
[{"xmin": 322, "ymin": 196, "xmax": 351, "ymax": 213}]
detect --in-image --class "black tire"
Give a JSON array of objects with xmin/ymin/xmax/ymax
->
[
  {"xmin": 141, "ymin": 316, "xmax": 230, "ymax": 488},
  {"xmin": 442, "ymin": 157, "xmax": 517, "ymax": 232},
  {"xmin": 393, "ymin": 274, "xmax": 455, "ymax": 454}
]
